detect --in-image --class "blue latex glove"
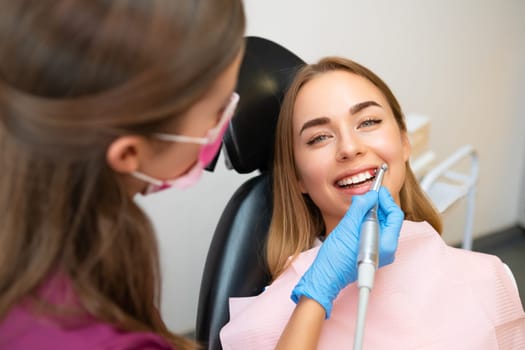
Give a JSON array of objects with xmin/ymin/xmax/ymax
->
[
  {"xmin": 376, "ymin": 187, "xmax": 405, "ymax": 267},
  {"xmin": 291, "ymin": 186, "xmax": 404, "ymax": 318}
]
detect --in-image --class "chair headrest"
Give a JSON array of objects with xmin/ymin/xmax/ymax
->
[{"xmin": 222, "ymin": 36, "xmax": 305, "ymax": 174}]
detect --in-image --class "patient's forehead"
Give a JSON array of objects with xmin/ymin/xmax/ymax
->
[{"xmin": 292, "ymin": 70, "xmax": 391, "ymax": 130}]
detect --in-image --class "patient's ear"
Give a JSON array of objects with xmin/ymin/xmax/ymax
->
[
  {"xmin": 402, "ymin": 132, "xmax": 411, "ymax": 162},
  {"xmin": 298, "ymin": 178, "xmax": 308, "ymax": 194},
  {"xmin": 106, "ymin": 136, "xmax": 144, "ymax": 173}
]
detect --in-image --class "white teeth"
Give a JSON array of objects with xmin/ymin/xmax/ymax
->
[{"xmin": 337, "ymin": 171, "xmax": 373, "ymax": 186}]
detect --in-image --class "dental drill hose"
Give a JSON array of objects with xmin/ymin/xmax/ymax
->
[{"xmin": 353, "ymin": 163, "xmax": 387, "ymax": 350}]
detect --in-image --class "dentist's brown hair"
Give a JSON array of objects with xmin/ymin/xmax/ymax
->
[{"xmin": 267, "ymin": 57, "xmax": 442, "ymax": 279}]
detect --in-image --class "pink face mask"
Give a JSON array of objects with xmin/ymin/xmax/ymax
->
[{"xmin": 132, "ymin": 92, "xmax": 239, "ymax": 195}]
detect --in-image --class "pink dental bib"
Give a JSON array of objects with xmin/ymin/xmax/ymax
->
[{"xmin": 220, "ymin": 220, "xmax": 525, "ymax": 349}]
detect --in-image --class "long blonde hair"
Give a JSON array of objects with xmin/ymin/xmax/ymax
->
[
  {"xmin": 267, "ymin": 57, "xmax": 442, "ymax": 279},
  {"xmin": 0, "ymin": 1, "xmax": 245, "ymax": 348}
]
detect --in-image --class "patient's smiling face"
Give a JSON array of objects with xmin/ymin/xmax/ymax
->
[{"xmin": 292, "ymin": 70, "xmax": 410, "ymax": 233}]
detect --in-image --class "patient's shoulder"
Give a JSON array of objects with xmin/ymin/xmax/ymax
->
[{"xmin": 220, "ymin": 247, "xmax": 322, "ymax": 350}]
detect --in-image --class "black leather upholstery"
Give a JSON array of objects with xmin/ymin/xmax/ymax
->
[
  {"xmin": 222, "ymin": 37, "xmax": 305, "ymax": 174},
  {"xmin": 195, "ymin": 37, "xmax": 305, "ymax": 350},
  {"xmin": 195, "ymin": 173, "xmax": 272, "ymax": 349}
]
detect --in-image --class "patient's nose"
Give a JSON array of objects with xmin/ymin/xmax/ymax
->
[{"xmin": 335, "ymin": 132, "xmax": 365, "ymax": 162}]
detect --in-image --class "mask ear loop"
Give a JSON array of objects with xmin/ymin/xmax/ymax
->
[
  {"xmin": 130, "ymin": 171, "xmax": 164, "ymax": 187},
  {"xmin": 154, "ymin": 133, "xmax": 208, "ymax": 144}
]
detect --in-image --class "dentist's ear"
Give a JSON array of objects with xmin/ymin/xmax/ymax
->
[{"xmin": 106, "ymin": 136, "xmax": 144, "ymax": 173}]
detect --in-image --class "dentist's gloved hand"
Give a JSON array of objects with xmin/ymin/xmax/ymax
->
[
  {"xmin": 376, "ymin": 187, "xmax": 405, "ymax": 267},
  {"xmin": 291, "ymin": 186, "xmax": 404, "ymax": 318}
]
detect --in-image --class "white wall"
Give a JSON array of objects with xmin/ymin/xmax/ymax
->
[
  {"xmin": 517, "ymin": 50, "xmax": 525, "ymax": 228},
  {"xmin": 518, "ymin": 164, "xmax": 525, "ymax": 228},
  {"xmin": 137, "ymin": 0, "xmax": 525, "ymax": 333}
]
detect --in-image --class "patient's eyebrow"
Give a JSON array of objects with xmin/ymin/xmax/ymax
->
[
  {"xmin": 298, "ymin": 101, "xmax": 382, "ymax": 135},
  {"xmin": 349, "ymin": 100, "xmax": 382, "ymax": 115},
  {"xmin": 299, "ymin": 116, "xmax": 330, "ymax": 135}
]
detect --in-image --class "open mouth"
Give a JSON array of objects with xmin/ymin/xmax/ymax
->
[{"xmin": 336, "ymin": 169, "xmax": 377, "ymax": 189}]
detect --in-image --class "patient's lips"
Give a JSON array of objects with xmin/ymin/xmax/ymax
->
[
  {"xmin": 336, "ymin": 169, "xmax": 375, "ymax": 187},
  {"xmin": 335, "ymin": 167, "xmax": 378, "ymax": 196}
]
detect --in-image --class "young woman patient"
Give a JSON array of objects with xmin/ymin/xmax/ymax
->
[{"xmin": 220, "ymin": 57, "xmax": 525, "ymax": 349}]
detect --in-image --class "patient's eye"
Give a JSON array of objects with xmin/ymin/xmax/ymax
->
[
  {"xmin": 306, "ymin": 134, "xmax": 332, "ymax": 145},
  {"xmin": 358, "ymin": 118, "xmax": 382, "ymax": 129}
]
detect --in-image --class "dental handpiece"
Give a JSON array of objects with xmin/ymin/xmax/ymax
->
[
  {"xmin": 353, "ymin": 163, "xmax": 388, "ymax": 350},
  {"xmin": 357, "ymin": 163, "xmax": 388, "ymax": 270}
]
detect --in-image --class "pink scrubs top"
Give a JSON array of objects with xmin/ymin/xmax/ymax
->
[{"xmin": 0, "ymin": 274, "xmax": 172, "ymax": 350}]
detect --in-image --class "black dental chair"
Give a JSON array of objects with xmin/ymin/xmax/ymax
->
[{"xmin": 196, "ymin": 37, "xmax": 305, "ymax": 350}]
